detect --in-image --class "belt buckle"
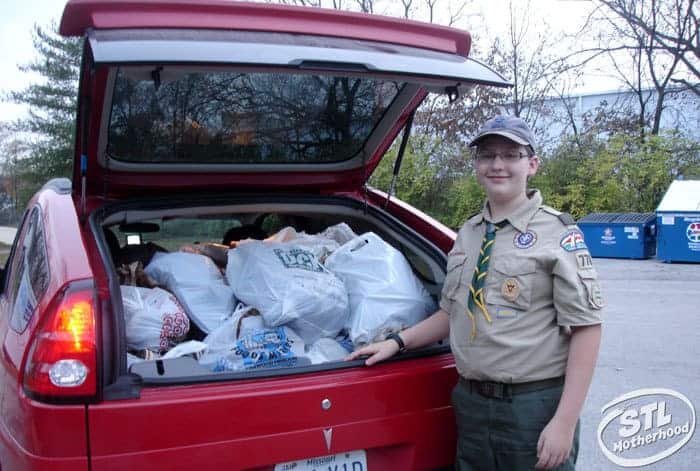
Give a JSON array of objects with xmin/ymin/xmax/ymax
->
[{"xmin": 477, "ymin": 381, "xmax": 504, "ymax": 399}]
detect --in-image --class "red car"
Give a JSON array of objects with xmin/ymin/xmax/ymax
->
[{"xmin": 0, "ymin": 0, "xmax": 507, "ymax": 469}]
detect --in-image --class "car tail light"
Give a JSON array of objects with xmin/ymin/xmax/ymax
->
[{"xmin": 23, "ymin": 281, "xmax": 98, "ymax": 401}]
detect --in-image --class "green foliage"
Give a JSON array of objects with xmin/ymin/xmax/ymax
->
[
  {"xmin": 369, "ymin": 136, "xmax": 484, "ymax": 229},
  {"xmin": 536, "ymin": 131, "xmax": 700, "ymax": 219},
  {"xmin": 371, "ymin": 125, "xmax": 699, "ymax": 228},
  {"xmin": 6, "ymin": 24, "xmax": 82, "ymax": 208}
]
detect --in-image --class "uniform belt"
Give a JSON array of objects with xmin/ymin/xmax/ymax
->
[{"xmin": 460, "ymin": 376, "xmax": 565, "ymax": 400}]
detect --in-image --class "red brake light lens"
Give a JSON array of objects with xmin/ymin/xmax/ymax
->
[{"xmin": 23, "ymin": 283, "xmax": 98, "ymax": 401}]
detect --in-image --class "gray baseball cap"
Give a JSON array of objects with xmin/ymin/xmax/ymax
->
[{"xmin": 469, "ymin": 115, "xmax": 537, "ymax": 151}]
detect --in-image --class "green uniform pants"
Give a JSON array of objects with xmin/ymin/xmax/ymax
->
[{"xmin": 451, "ymin": 379, "xmax": 580, "ymax": 471}]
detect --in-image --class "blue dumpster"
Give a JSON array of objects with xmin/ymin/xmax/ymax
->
[
  {"xmin": 656, "ymin": 180, "xmax": 700, "ymax": 263},
  {"xmin": 578, "ymin": 213, "xmax": 656, "ymax": 259}
]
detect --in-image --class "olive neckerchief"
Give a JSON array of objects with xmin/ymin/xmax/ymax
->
[{"xmin": 466, "ymin": 220, "xmax": 508, "ymax": 339}]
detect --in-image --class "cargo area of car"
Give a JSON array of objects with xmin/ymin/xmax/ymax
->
[{"xmin": 93, "ymin": 194, "xmax": 449, "ymax": 385}]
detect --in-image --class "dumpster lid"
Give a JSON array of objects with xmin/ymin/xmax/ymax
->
[
  {"xmin": 578, "ymin": 213, "xmax": 621, "ymax": 223},
  {"xmin": 656, "ymin": 180, "xmax": 700, "ymax": 212},
  {"xmin": 611, "ymin": 213, "xmax": 656, "ymax": 224}
]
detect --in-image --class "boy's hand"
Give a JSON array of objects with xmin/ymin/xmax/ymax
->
[
  {"xmin": 345, "ymin": 340, "xmax": 400, "ymax": 366},
  {"xmin": 535, "ymin": 416, "xmax": 575, "ymax": 469}
]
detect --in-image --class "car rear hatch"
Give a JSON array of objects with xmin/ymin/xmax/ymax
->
[
  {"xmin": 62, "ymin": 0, "xmax": 508, "ymax": 200},
  {"xmin": 59, "ymin": 1, "xmax": 508, "ymax": 469}
]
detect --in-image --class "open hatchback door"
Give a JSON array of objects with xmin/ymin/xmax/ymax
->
[
  {"xmin": 62, "ymin": 0, "xmax": 508, "ymax": 198},
  {"xmin": 46, "ymin": 1, "xmax": 513, "ymax": 470}
]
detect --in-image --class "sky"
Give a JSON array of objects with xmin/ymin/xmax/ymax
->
[
  {"xmin": 0, "ymin": 0, "xmax": 66, "ymax": 119},
  {"xmin": 0, "ymin": 0, "xmax": 615, "ymax": 122}
]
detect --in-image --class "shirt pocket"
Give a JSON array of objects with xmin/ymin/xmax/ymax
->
[
  {"xmin": 486, "ymin": 258, "xmax": 537, "ymax": 311},
  {"xmin": 443, "ymin": 252, "xmax": 469, "ymax": 300}
]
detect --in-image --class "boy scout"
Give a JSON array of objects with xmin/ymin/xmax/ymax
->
[{"xmin": 347, "ymin": 115, "xmax": 603, "ymax": 470}]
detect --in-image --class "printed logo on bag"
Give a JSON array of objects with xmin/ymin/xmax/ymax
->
[
  {"xmin": 274, "ymin": 248, "xmax": 324, "ymax": 272},
  {"xmin": 513, "ymin": 230, "xmax": 537, "ymax": 249},
  {"xmin": 597, "ymin": 388, "xmax": 696, "ymax": 467},
  {"xmin": 232, "ymin": 327, "xmax": 297, "ymax": 370},
  {"xmin": 560, "ymin": 230, "xmax": 587, "ymax": 252}
]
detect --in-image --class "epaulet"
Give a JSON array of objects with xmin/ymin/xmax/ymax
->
[{"xmin": 540, "ymin": 205, "xmax": 576, "ymax": 227}]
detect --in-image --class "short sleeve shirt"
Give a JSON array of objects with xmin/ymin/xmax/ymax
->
[{"xmin": 439, "ymin": 190, "xmax": 603, "ymax": 383}]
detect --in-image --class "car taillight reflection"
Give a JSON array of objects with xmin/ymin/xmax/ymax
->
[{"xmin": 23, "ymin": 281, "xmax": 98, "ymax": 401}]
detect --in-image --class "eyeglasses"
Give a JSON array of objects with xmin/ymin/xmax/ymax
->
[{"xmin": 474, "ymin": 151, "xmax": 530, "ymax": 163}]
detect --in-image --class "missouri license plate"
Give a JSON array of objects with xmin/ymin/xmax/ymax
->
[{"xmin": 274, "ymin": 449, "xmax": 367, "ymax": 471}]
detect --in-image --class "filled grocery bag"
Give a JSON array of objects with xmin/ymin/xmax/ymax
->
[
  {"xmin": 145, "ymin": 251, "xmax": 236, "ymax": 333},
  {"xmin": 325, "ymin": 232, "xmax": 436, "ymax": 345},
  {"xmin": 121, "ymin": 285, "xmax": 191, "ymax": 353},
  {"xmin": 226, "ymin": 241, "xmax": 349, "ymax": 344}
]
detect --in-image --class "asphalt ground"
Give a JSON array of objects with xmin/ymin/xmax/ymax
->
[{"xmin": 577, "ymin": 257, "xmax": 700, "ymax": 470}]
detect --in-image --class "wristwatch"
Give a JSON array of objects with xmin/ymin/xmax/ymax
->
[{"xmin": 386, "ymin": 332, "xmax": 407, "ymax": 354}]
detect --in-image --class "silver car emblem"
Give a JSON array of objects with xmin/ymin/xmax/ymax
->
[{"xmin": 323, "ymin": 428, "xmax": 333, "ymax": 452}]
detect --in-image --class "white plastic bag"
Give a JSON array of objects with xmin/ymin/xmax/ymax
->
[
  {"xmin": 264, "ymin": 226, "xmax": 341, "ymax": 261},
  {"xmin": 121, "ymin": 286, "xmax": 190, "ymax": 352},
  {"xmin": 145, "ymin": 251, "xmax": 236, "ymax": 333},
  {"xmin": 226, "ymin": 241, "xmax": 349, "ymax": 344},
  {"xmin": 305, "ymin": 338, "xmax": 349, "ymax": 364},
  {"xmin": 199, "ymin": 326, "xmax": 306, "ymax": 372},
  {"xmin": 325, "ymin": 232, "xmax": 436, "ymax": 345},
  {"xmin": 200, "ymin": 305, "xmax": 265, "ymax": 357},
  {"xmin": 321, "ymin": 222, "xmax": 358, "ymax": 245}
]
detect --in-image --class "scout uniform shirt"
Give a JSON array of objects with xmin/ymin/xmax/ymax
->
[{"xmin": 440, "ymin": 190, "xmax": 603, "ymax": 383}]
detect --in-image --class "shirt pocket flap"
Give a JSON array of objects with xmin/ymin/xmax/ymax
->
[
  {"xmin": 492, "ymin": 258, "xmax": 537, "ymax": 276},
  {"xmin": 446, "ymin": 252, "xmax": 468, "ymax": 273}
]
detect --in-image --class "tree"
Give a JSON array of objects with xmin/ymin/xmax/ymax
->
[
  {"xmin": 598, "ymin": 0, "xmax": 699, "ymax": 97},
  {"xmin": 570, "ymin": 1, "xmax": 698, "ymax": 138},
  {"xmin": 535, "ymin": 128, "xmax": 700, "ymax": 219},
  {"xmin": 4, "ymin": 24, "xmax": 82, "ymax": 208}
]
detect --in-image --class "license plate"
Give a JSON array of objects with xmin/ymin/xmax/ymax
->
[{"xmin": 274, "ymin": 450, "xmax": 367, "ymax": 471}]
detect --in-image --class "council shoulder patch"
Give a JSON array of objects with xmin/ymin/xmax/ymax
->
[
  {"xmin": 514, "ymin": 230, "xmax": 537, "ymax": 249},
  {"xmin": 560, "ymin": 230, "xmax": 588, "ymax": 252}
]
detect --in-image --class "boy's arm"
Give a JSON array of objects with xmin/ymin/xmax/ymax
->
[
  {"xmin": 535, "ymin": 324, "xmax": 602, "ymax": 469},
  {"xmin": 346, "ymin": 309, "xmax": 450, "ymax": 366}
]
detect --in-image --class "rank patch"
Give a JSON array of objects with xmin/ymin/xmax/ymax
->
[
  {"xmin": 501, "ymin": 278, "xmax": 520, "ymax": 302},
  {"xmin": 590, "ymin": 282, "xmax": 605, "ymax": 309},
  {"xmin": 560, "ymin": 230, "xmax": 588, "ymax": 252},
  {"xmin": 514, "ymin": 230, "xmax": 537, "ymax": 249}
]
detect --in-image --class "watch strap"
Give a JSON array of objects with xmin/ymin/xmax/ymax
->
[{"xmin": 386, "ymin": 332, "xmax": 406, "ymax": 353}]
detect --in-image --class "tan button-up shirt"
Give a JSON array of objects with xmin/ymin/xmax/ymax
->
[{"xmin": 440, "ymin": 190, "xmax": 603, "ymax": 383}]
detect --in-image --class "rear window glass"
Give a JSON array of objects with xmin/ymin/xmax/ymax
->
[{"xmin": 107, "ymin": 68, "xmax": 402, "ymax": 164}]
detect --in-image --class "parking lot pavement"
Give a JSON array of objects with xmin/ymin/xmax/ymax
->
[
  {"xmin": 577, "ymin": 258, "xmax": 700, "ymax": 470},
  {"xmin": 0, "ymin": 226, "xmax": 17, "ymax": 245}
]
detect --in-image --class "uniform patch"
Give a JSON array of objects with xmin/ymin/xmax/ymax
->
[
  {"xmin": 501, "ymin": 277, "xmax": 520, "ymax": 301},
  {"xmin": 495, "ymin": 307, "xmax": 518, "ymax": 319},
  {"xmin": 576, "ymin": 252, "xmax": 594, "ymax": 270},
  {"xmin": 590, "ymin": 282, "xmax": 605, "ymax": 309},
  {"xmin": 560, "ymin": 230, "xmax": 588, "ymax": 252},
  {"xmin": 514, "ymin": 230, "xmax": 537, "ymax": 249}
]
